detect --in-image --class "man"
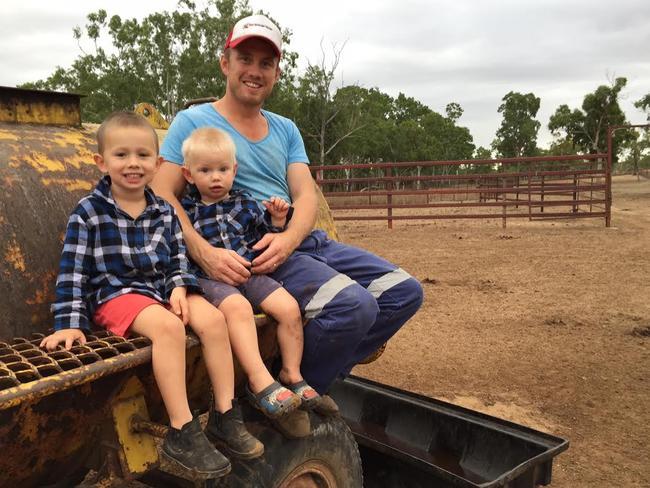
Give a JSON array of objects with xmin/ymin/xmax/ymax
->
[{"xmin": 152, "ymin": 14, "xmax": 423, "ymax": 395}]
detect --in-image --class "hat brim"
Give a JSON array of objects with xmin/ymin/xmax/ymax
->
[{"xmin": 228, "ymin": 35, "xmax": 281, "ymax": 58}]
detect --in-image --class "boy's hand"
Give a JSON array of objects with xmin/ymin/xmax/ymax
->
[
  {"xmin": 263, "ymin": 196, "xmax": 290, "ymax": 227},
  {"xmin": 169, "ymin": 287, "xmax": 189, "ymax": 325},
  {"xmin": 40, "ymin": 329, "xmax": 86, "ymax": 352}
]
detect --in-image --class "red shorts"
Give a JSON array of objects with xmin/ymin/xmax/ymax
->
[{"xmin": 93, "ymin": 293, "xmax": 164, "ymax": 337}]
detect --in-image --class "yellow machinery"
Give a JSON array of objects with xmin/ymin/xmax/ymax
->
[{"xmin": 0, "ymin": 87, "xmax": 351, "ymax": 487}]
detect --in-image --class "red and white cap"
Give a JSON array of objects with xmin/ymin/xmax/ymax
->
[{"xmin": 224, "ymin": 15, "xmax": 282, "ymax": 57}]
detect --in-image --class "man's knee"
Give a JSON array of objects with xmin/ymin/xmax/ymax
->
[
  {"xmin": 313, "ymin": 283, "xmax": 379, "ymax": 332},
  {"xmin": 400, "ymin": 276, "xmax": 424, "ymax": 310}
]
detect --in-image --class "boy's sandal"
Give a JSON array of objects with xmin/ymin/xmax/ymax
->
[
  {"xmin": 282, "ymin": 380, "xmax": 340, "ymax": 417},
  {"xmin": 246, "ymin": 381, "xmax": 301, "ymax": 419}
]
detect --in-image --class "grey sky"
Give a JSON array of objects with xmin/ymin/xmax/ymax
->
[{"xmin": 1, "ymin": 0, "xmax": 648, "ymax": 149}]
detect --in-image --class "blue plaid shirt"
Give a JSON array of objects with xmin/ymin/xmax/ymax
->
[
  {"xmin": 182, "ymin": 187, "xmax": 291, "ymax": 278},
  {"xmin": 51, "ymin": 175, "xmax": 201, "ymax": 331}
]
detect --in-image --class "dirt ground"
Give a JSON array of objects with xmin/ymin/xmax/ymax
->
[{"xmin": 345, "ymin": 174, "xmax": 649, "ymax": 488}]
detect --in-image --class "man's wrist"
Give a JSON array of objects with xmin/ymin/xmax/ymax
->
[
  {"xmin": 283, "ymin": 227, "xmax": 305, "ymax": 252},
  {"xmin": 194, "ymin": 239, "xmax": 216, "ymax": 268}
]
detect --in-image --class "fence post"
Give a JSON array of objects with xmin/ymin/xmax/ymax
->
[
  {"xmin": 515, "ymin": 175, "xmax": 520, "ymax": 209},
  {"xmin": 572, "ymin": 173, "xmax": 578, "ymax": 213},
  {"xmin": 528, "ymin": 166, "xmax": 533, "ymax": 222},
  {"xmin": 386, "ymin": 166, "xmax": 393, "ymax": 229},
  {"xmin": 500, "ymin": 177, "xmax": 507, "ymax": 228},
  {"xmin": 606, "ymin": 128, "xmax": 613, "ymax": 227}
]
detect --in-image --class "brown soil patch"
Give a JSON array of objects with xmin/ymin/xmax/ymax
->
[{"xmin": 346, "ymin": 175, "xmax": 650, "ymax": 488}]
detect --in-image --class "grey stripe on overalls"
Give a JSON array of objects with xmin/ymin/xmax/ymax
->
[{"xmin": 303, "ymin": 267, "xmax": 412, "ymax": 319}]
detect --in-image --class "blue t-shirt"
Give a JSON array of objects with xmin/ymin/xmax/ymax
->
[{"xmin": 161, "ymin": 103, "xmax": 309, "ymax": 203}]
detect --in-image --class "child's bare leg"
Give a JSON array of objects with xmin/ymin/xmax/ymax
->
[
  {"xmin": 130, "ymin": 305, "xmax": 192, "ymax": 429},
  {"xmin": 218, "ymin": 294, "xmax": 274, "ymax": 393},
  {"xmin": 260, "ymin": 289, "xmax": 340, "ymax": 416},
  {"xmin": 259, "ymin": 289, "xmax": 304, "ymax": 385},
  {"xmin": 186, "ymin": 295, "xmax": 234, "ymax": 413}
]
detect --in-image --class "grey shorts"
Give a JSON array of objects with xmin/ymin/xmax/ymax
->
[{"xmin": 198, "ymin": 275, "xmax": 283, "ymax": 311}]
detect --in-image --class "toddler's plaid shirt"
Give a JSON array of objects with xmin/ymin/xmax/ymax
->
[{"xmin": 182, "ymin": 187, "xmax": 291, "ymax": 278}]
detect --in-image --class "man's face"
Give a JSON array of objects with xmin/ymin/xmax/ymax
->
[{"xmin": 221, "ymin": 38, "xmax": 281, "ymax": 108}]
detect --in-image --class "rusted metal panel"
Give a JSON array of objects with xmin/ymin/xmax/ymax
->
[
  {"xmin": 0, "ymin": 330, "xmax": 212, "ymax": 487},
  {"xmin": 0, "ymin": 331, "xmax": 152, "ymax": 407},
  {"xmin": 0, "ymin": 366, "xmax": 129, "ymax": 488},
  {"xmin": 0, "ymin": 121, "xmax": 99, "ymax": 338},
  {"xmin": 0, "ymin": 86, "xmax": 81, "ymax": 126},
  {"xmin": 111, "ymin": 376, "xmax": 160, "ymax": 477}
]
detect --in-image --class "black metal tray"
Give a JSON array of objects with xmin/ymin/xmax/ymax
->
[{"xmin": 330, "ymin": 376, "xmax": 569, "ymax": 488}]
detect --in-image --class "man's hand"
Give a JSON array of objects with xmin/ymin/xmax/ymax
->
[
  {"xmin": 263, "ymin": 196, "xmax": 290, "ymax": 227},
  {"xmin": 198, "ymin": 242, "xmax": 251, "ymax": 286},
  {"xmin": 169, "ymin": 287, "xmax": 189, "ymax": 325},
  {"xmin": 251, "ymin": 231, "xmax": 297, "ymax": 274},
  {"xmin": 40, "ymin": 329, "xmax": 86, "ymax": 352}
]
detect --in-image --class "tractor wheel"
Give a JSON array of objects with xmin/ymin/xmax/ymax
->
[{"xmin": 221, "ymin": 412, "xmax": 363, "ymax": 488}]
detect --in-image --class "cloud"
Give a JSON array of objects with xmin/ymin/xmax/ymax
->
[{"xmin": 2, "ymin": 0, "xmax": 648, "ymax": 148}]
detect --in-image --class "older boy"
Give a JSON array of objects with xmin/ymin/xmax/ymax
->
[{"xmin": 40, "ymin": 112, "xmax": 263, "ymax": 477}]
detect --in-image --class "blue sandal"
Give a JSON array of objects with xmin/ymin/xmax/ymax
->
[{"xmin": 246, "ymin": 381, "xmax": 301, "ymax": 419}]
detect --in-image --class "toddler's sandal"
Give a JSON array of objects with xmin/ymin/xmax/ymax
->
[
  {"xmin": 281, "ymin": 380, "xmax": 321, "ymax": 409},
  {"xmin": 246, "ymin": 381, "xmax": 301, "ymax": 419},
  {"xmin": 283, "ymin": 380, "xmax": 340, "ymax": 417}
]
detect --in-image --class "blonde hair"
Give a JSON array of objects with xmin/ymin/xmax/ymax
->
[{"xmin": 182, "ymin": 127, "xmax": 236, "ymax": 167}]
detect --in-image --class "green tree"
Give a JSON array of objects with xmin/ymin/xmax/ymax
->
[
  {"xmin": 468, "ymin": 146, "xmax": 494, "ymax": 174},
  {"xmin": 634, "ymin": 93, "xmax": 650, "ymax": 121},
  {"xmin": 548, "ymin": 77, "xmax": 631, "ymax": 162},
  {"xmin": 492, "ymin": 91, "xmax": 541, "ymax": 158},
  {"xmin": 21, "ymin": 0, "xmax": 297, "ymax": 122},
  {"xmin": 619, "ymin": 128, "xmax": 650, "ymax": 174},
  {"xmin": 445, "ymin": 102, "xmax": 463, "ymax": 122},
  {"xmin": 474, "ymin": 146, "xmax": 492, "ymax": 159},
  {"xmin": 327, "ymin": 86, "xmax": 395, "ymax": 163},
  {"xmin": 292, "ymin": 43, "xmax": 367, "ymax": 165}
]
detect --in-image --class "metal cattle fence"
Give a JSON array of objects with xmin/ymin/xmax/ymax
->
[{"xmin": 311, "ymin": 154, "xmax": 610, "ymax": 229}]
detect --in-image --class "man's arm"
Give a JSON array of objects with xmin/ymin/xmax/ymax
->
[
  {"xmin": 252, "ymin": 163, "xmax": 317, "ymax": 273},
  {"xmin": 150, "ymin": 162, "xmax": 251, "ymax": 285}
]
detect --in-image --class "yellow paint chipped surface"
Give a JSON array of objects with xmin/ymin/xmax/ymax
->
[
  {"xmin": 14, "ymin": 101, "xmax": 80, "ymax": 126},
  {"xmin": 0, "ymin": 131, "xmax": 19, "ymax": 141},
  {"xmin": 41, "ymin": 177, "xmax": 93, "ymax": 192},
  {"xmin": 21, "ymin": 153, "xmax": 66, "ymax": 173},
  {"xmin": 5, "ymin": 240, "xmax": 26, "ymax": 272},
  {"xmin": 26, "ymin": 285, "xmax": 54, "ymax": 306},
  {"xmin": 1, "ymin": 123, "xmax": 96, "ymax": 173}
]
